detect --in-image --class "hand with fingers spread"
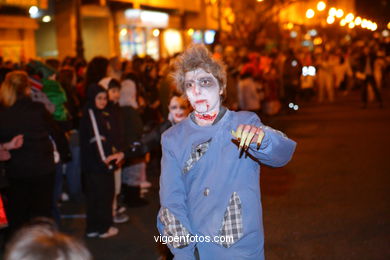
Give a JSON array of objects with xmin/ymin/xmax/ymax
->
[{"xmin": 231, "ymin": 124, "xmax": 265, "ymax": 152}]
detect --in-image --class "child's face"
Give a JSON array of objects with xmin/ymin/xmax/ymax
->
[
  {"xmin": 168, "ymin": 96, "xmax": 189, "ymax": 123},
  {"xmin": 108, "ymin": 88, "xmax": 120, "ymax": 103},
  {"xmin": 184, "ymin": 68, "xmax": 222, "ymax": 114},
  {"xmin": 95, "ymin": 92, "xmax": 108, "ymax": 110}
]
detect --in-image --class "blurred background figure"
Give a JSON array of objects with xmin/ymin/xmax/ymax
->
[
  {"xmin": 4, "ymin": 218, "xmax": 92, "ymax": 260},
  {"xmin": 316, "ymin": 52, "xmax": 335, "ymax": 103},
  {"xmin": 0, "ymin": 71, "xmax": 64, "ymax": 236},
  {"xmin": 119, "ymin": 74, "xmax": 149, "ymax": 208},
  {"xmin": 356, "ymin": 46, "xmax": 383, "ymax": 108},
  {"xmin": 283, "ymin": 50, "xmax": 302, "ymax": 111}
]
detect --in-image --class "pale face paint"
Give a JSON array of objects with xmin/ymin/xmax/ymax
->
[
  {"xmin": 184, "ymin": 68, "xmax": 222, "ymax": 120},
  {"xmin": 168, "ymin": 96, "xmax": 190, "ymax": 123}
]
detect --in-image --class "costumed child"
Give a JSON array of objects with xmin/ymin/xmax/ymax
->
[{"xmin": 155, "ymin": 44, "xmax": 296, "ymax": 259}]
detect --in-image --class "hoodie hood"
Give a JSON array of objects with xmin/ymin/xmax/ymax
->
[{"xmin": 86, "ymin": 84, "xmax": 107, "ymax": 111}]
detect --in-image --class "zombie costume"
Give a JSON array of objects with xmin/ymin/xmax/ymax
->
[{"xmin": 157, "ymin": 108, "xmax": 296, "ymax": 260}]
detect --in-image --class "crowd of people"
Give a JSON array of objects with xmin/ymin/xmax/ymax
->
[
  {"xmin": 0, "ymin": 35, "xmax": 388, "ymax": 257},
  {"xmin": 0, "ymin": 53, "xmax": 193, "ymax": 241}
]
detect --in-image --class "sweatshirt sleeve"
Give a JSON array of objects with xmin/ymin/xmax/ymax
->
[
  {"xmin": 157, "ymin": 134, "xmax": 196, "ymax": 260},
  {"xmin": 248, "ymin": 114, "xmax": 296, "ymax": 167}
]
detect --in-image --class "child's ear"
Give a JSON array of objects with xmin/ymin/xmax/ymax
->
[{"xmin": 219, "ymin": 85, "xmax": 224, "ymax": 95}]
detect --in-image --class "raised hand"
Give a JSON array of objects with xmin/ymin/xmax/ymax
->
[{"xmin": 231, "ymin": 124, "xmax": 265, "ymax": 152}]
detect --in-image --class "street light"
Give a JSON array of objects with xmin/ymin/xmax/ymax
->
[
  {"xmin": 355, "ymin": 17, "xmax": 362, "ymax": 25},
  {"xmin": 42, "ymin": 15, "xmax": 51, "ymax": 23},
  {"xmin": 371, "ymin": 23, "xmax": 377, "ymax": 31},
  {"xmin": 306, "ymin": 9, "xmax": 315, "ymax": 19},
  {"xmin": 327, "ymin": 16, "xmax": 335, "ymax": 24},
  {"xmin": 367, "ymin": 20, "xmax": 373, "ymax": 30},
  {"xmin": 286, "ymin": 22, "xmax": 294, "ymax": 30},
  {"xmin": 120, "ymin": 28, "xmax": 127, "ymax": 36},
  {"xmin": 345, "ymin": 13, "xmax": 354, "ymax": 23},
  {"xmin": 348, "ymin": 22, "xmax": 355, "ymax": 29},
  {"xmin": 361, "ymin": 19, "xmax": 368, "ymax": 28},
  {"xmin": 329, "ymin": 7, "xmax": 337, "ymax": 17},
  {"xmin": 317, "ymin": 1, "xmax": 326, "ymax": 11},
  {"xmin": 387, "ymin": 22, "xmax": 390, "ymax": 30},
  {"xmin": 340, "ymin": 19, "xmax": 346, "ymax": 26},
  {"xmin": 152, "ymin": 29, "xmax": 160, "ymax": 37},
  {"xmin": 187, "ymin": 28, "xmax": 194, "ymax": 36},
  {"xmin": 336, "ymin": 9, "xmax": 344, "ymax": 18},
  {"xmin": 29, "ymin": 6, "xmax": 38, "ymax": 16}
]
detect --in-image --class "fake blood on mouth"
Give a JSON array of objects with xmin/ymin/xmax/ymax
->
[{"xmin": 195, "ymin": 113, "xmax": 217, "ymax": 121}]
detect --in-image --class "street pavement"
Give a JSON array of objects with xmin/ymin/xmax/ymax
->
[{"xmin": 60, "ymin": 89, "xmax": 390, "ymax": 260}]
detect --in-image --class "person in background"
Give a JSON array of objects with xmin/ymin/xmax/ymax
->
[
  {"xmin": 4, "ymin": 218, "xmax": 92, "ymax": 260},
  {"xmin": 57, "ymin": 68, "xmax": 83, "ymax": 202},
  {"xmin": 238, "ymin": 67, "xmax": 261, "ymax": 113},
  {"xmin": 84, "ymin": 57, "xmax": 109, "ymax": 92},
  {"xmin": 0, "ymin": 71, "xmax": 63, "ymax": 236},
  {"xmin": 37, "ymin": 65, "xmax": 71, "ymax": 226},
  {"xmin": 157, "ymin": 58, "xmax": 175, "ymax": 120},
  {"xmin": 79, "ymin": 84, "xmax": 118, "ymax": 238},
  {"xmin": 25, "ymin": 61, "xmax": 56, "ymax": 114},
  {"xmin": 356, "ymin": 46, "xmax": 383, "ymax": 108},
  {"xmin": 98, "ymin": 77, "xmax": 129, "ymax": 223},
  {"xmin": 282, "ymin": 49, "xmax": 302, "ymax": 110},
  {"xmin": 117, "ymin": 74, "xmax": 149, "ymax": 207},
  {"xmin": 316, "ymin": 52, "xmax": 335, "ymax": 103},
  {"xmin": 141, "ymin": 62, "xmax": 161, "ymax": 130},
  {"xmin": 108, "ymin": 57, "xmax": 122, "ymax": 81},
  {"xmin": 142, "ymin": 92, "xmax": 191, "ymax": 151}
]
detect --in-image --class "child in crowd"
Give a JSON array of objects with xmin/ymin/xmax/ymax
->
[
  {"xmin": 98, "ymin": 77, "xmax": 129, "ymax": 223},
  {"xmin": 142, "ymin": 92, "xmax": 191, "ymax": 150},
  {"xmin": 79, "ymin": 84, "xmax": 118, "ymax": 238}
]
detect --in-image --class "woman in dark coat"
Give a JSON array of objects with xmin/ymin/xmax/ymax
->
[{"xmin": 0, "ymin": 71, "xmax": 59, "ymax": 234}]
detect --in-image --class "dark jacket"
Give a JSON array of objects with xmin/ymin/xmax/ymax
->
[
  {"xmin": 79, "ymin": 85, "xmax": 113, "ymax": 174},
  {"xmin": 0, "ymin": 97, "xmax": 57, "ymax": 178},
  {"xmin": 356, "ymin": 52, "xmax": 376, "ymax": 75},
  {"xmin": 120, "ymin": 105, "xmax": 145, "ymax": 162},
  {"xmin": 121, "ymin": 106, "xmax": 144, "ymax": 146},
  {"xmin": 107, "ymin": 102, "xmax": 124, "ymax": 151}
]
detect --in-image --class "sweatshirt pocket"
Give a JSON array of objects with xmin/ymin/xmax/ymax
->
[{"xmin": 216, "ymin": 192, "xmax": 243, "ymax": 248}]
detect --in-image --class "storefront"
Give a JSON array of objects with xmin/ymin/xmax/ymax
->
[
  {"xmin": 117, "ymin": 9, "xmax": 172, "ymax": 60},
  {"xmin": 0, "ymin": 15, "xmax": 38, "ymax": 62}
]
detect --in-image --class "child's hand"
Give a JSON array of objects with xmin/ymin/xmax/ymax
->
[
  {"xmin": 231, "ymin": 125, "xmax": 265, "ymax": 152},
  {"xmin": 105, "ymin": 152, "xmax": 124, "ymax": 166}
]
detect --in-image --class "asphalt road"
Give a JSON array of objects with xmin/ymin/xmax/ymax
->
[{"xmin": 60, "ymin": 89, "xmax": 390, "ymax": 260}]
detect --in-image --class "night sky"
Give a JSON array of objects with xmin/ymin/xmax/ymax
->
[{"xmin": 355, "ymin": 0, "xmax": 389, "ymax": 27}]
